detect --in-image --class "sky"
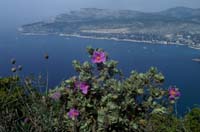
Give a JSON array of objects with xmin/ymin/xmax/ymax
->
[{"xmin": 0, "ymin": 0, "xmax": 200, "ymax": 29}]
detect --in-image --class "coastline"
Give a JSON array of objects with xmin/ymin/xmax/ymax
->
[
  {"xmin": 60, "ymin": 33, "xmax": 200, "ymax": 50},
  {"xmin": 21, "ymin": 32, "xmax": 200, "ymax": 50}
]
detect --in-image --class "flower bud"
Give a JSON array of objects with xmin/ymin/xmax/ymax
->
[
  {"xmin": 44, "ymin": 53, "xmax": 49, "ymax": 60},
  {"xmin": 18, "ymin": 65, "xmax": 23, "ymax": 71},
  {"xmin": 11, "ymin": 67, "xmax": 17, "ymax": 73},
  {"xmin": 11, "ymin": 58, "xmax": 16, "ymax": 65}
]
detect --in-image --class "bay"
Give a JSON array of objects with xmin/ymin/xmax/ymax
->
[{"xmin": 0, "ymin": 31, "xmax": 200, "ymax": 115}]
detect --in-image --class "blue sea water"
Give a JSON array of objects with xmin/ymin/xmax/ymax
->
[{"xmin": 0, "ymin": 30, "xmax": 200, "ymax": 115}]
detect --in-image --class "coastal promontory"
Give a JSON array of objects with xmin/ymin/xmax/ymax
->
[{"xmin": 20, "ymin": 7, "xmax": 200, "ymax": 48}]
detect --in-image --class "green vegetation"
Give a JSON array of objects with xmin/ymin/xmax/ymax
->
[
  {"xmin": 0, "ymin": 47, "xmax": 200, "ymax": 132},
  {"xmin": 184, "ymin": 108, "xmax": 200, "ymax": 132}
]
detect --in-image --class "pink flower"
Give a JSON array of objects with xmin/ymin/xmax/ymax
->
[
  {"xmin": 92, "ymin": 51, "xmax": 106, "ymax": 63},
  {"xmin": 168, "ymin": 87, "xmax": 180, "ymax": 100},
  {"xmin": 68, "ymin": 108, "xmax": 79, "ymax": 119},
  {"xmin": 75, "ymin": 81, "xmax": 89, "ymax": 95},
  {"xmin": 50, "ymin": 91, "xmax": 61, "ymax": 100},
  {"xmin": 24, "ymin": 117, "xmax": 30, "ymax": 123}
]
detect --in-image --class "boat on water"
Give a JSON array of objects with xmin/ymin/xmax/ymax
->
[{"xmin": 192, "ymin": 58, "xmax": 200, "ymax": 62}]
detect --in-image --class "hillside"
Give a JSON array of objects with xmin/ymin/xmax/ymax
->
[{"xmin": 20, "ymin": 7, "xmax": 200, "ymax": 48}]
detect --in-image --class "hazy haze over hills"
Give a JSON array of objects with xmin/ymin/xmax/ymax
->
[{"xmin": 1, "ymin": 0, "xmax": 200, "ymax": 30}]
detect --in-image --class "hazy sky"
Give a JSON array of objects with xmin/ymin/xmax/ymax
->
[{"xmin": 0, "ymin": 0, "xmax": 200, "ymax": 29}]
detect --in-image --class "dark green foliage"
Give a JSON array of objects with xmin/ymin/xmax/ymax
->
[
  {"xmin": 184, "ymin": 108, "xmax": 200, "ymax": 132},
  {"xmin": 0, "ymin": 76, "xmax": 69, "ymax": 131},
  {"xmin": 146, "ymin": 114, "xmax": 183, "ymax": 132},
  {"xmin": 0, "ymin": 76, "xmax": 26, "ymax": 131}
]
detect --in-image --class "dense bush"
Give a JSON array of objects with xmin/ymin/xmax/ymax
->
[
  {"xmin": 184, "ymin": 108, "xmax": 200, "ymax": 132},
  {"xmin": 0, "ymin": 47, "xmax": 199, "ymax": 132},
  {"xmin": 0, "ymin": 76, "xmax": 25, "ymax": 131}
]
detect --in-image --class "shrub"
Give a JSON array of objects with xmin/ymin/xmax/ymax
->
[
  {"xmin": 184, "ymin": 108, "xmax": 200, "ymax": 132},
  {"xmin": 0, "ymin": 47, "xmax": 186, "ymax": 131},
  {"xmin": 146, "ymin": 114, "xmax": 183, "ymax": 132},
  {"xmin": 0, "ymin": 76, "xmax": 25, "ymax": 131},
  {"xmin": 50, "ymin": 47, "xmax": 180, "ymax": 131}
]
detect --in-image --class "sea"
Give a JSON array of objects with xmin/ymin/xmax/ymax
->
[{"xmin": 0, "ymin": 28, "xmax": 200, "ymax": 115}]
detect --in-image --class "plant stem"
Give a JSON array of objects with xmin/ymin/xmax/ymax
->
[
  {"xmin": 73, "ymin": 119, "xmax": 78, "ymax": 132},
  {"xmin": 92, "ymin": 118, "xmax": 97, "ymax": 132},
  {"xmin": 46, "ymin": 71, "xmax": 49, "ymax": 95},
  {"xmin": 175, "ymin": 102, "xmax": 178, "ymax": 117}
]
